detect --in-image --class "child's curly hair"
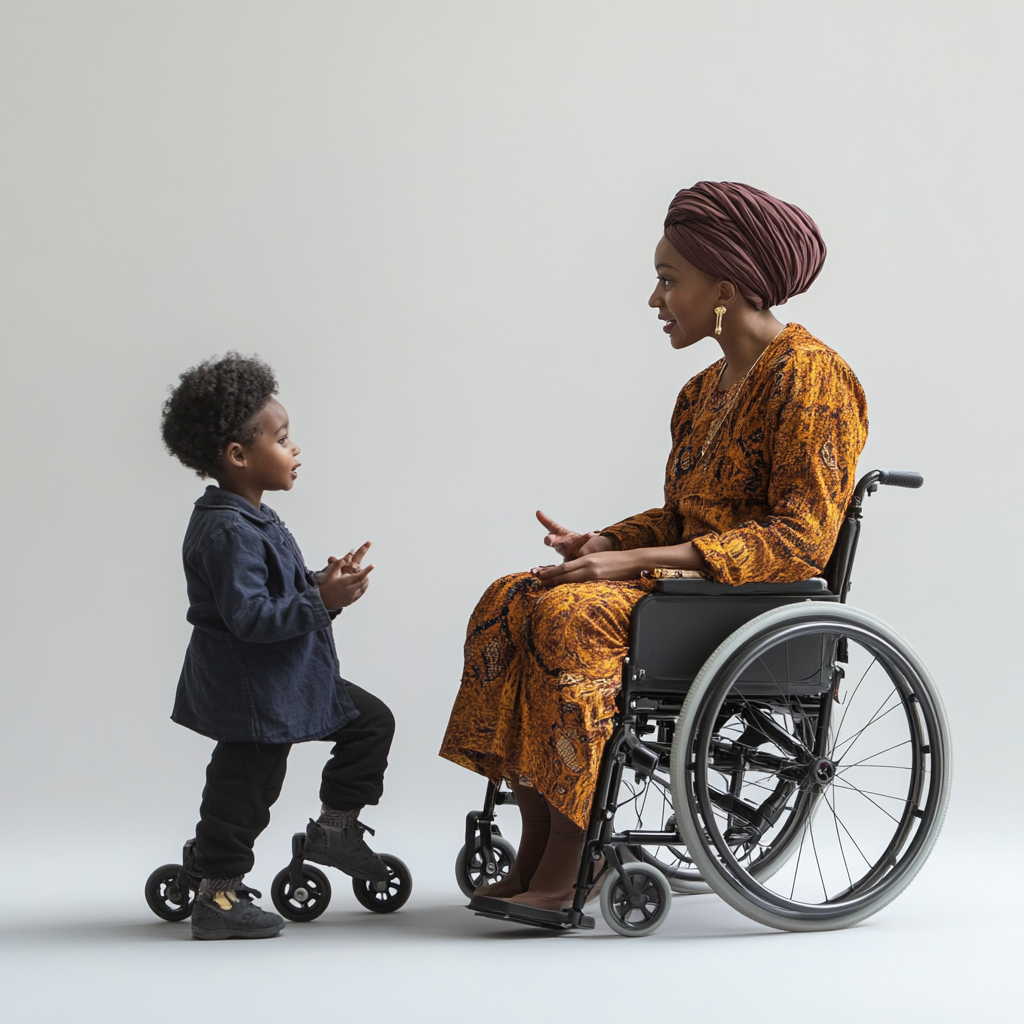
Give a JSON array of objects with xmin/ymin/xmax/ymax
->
[{"xmin": 161, "ymin": 352, "xmax": 278, "ymax": 478}]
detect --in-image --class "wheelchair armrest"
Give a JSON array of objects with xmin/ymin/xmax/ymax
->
[{"xmin": 653, "ymin": 577, "xmax": 832, "ymax": 596}]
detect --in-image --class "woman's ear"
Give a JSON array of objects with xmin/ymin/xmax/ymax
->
[
  {"xmin": 223, "ymin": 441, "xmax": 247, "ymax": 469},
  {"xmin": 717, "ymin": 280, "xmax": 739, "ymax": 304}
]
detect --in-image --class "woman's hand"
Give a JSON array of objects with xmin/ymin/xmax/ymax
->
[
  {"xmin": 531, "ymin": 549, "xmax": 642, "ymax": 586},
  {"xmin": 531, "ymin": 542, "xmax": 708, "ymax": 586},
  {"xmin": 536, "ymin": 511, "xmax": 616, "ymax": 560}
]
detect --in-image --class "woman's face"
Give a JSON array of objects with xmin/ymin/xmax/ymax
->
[{"xmin": 648, "ymin": 236, "xmax": 721, "ymax": 350}]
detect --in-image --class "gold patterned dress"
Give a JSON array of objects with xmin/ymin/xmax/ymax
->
[{"xmin": 439, "ymin": 325, "xmax": 868, "ymax": 827}]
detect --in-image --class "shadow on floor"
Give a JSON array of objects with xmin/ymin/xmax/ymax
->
[{"xmin": 0, "ymin": 893, "xmax": 777, "ymax": 947}]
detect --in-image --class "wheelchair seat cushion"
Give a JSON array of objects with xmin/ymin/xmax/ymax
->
[{"xmin": 653, "ymin": 577, "xmax": 830, "ymax": 596}]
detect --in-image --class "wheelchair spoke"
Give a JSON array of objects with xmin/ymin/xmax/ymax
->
[
  {"xmin": 734, "ymin": 694, "xmax": 810, "ymax": 760},
  {"xmin": 788, "ymin": 817, "xmax": 811, "ymax": 900},
  {"xmin": 751, "ymin": 652, "xmax": 789, "ymax": 704},
  {"xmin": 824, "ymin": 789, "xmax": 854, "ymax": 890},
  {"xmin": 830, "ymin": 779, "xmax": 903, "ymax": 824},
  {"xmin": 831, "ymin": 692, "xmax": 903, "ymax": 763},
  {"xmin": 829, "ymin": 781, "xmax": 910, "ymax": 804},
  {"xmin": 830, "ymin": 655, "xmax": 877, "ymax": 757},
  {"xmin": 807, "ymin": 812, "xmax": 828, "ymax": 902},
  {"xmin": 737, "ymin": 775, "xmax": 787, "ymax": 796},
  {"xmin": 836, "ymin": 739, "xmax": 912, "ymax": 774},
  {"xmin": 824, "ymin": 790, "xmax": 873, "ymax": 870}
]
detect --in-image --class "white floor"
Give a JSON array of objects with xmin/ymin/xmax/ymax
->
[{"xmin": 0, "ymin": 822, "xmax": 1017, "ymax": 1024}]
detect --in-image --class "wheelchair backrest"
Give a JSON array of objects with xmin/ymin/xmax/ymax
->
[{"xmin": 823, "ymin": 513, "xmax": 860, "ymax": 599}]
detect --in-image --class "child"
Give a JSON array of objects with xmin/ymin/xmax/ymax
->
[{"xmin": 161, "ymin": 352, "xmax": 396, "ymax": 940}]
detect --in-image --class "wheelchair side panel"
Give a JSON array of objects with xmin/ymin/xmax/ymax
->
[{"xmin": 628, "ymin": 592, "xmax": 840, "ymax": 697}]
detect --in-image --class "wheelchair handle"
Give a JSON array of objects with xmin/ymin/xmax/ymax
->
[
  {"xmin": 826, "ymin": 468, "xmax": 924, "ymax": 601},
  {"xmin": 877, "ymin": 469, "xmax": 924, "ymax": 490},
  {"xmin": 853, "ymin": 468, "xmax": 924, "ymax": 506}
]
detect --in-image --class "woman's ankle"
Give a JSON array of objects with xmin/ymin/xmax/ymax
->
[{"xmin": 507, "ymin": 779, "xmax": 551, "ymax": 887}]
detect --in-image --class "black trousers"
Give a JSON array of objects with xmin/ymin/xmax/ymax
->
[{"xmin": 194, "ymin": 682, "xmax": 395, "ymax": 879}]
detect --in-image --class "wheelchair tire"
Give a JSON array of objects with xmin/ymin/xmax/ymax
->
[
  {"xmin": 271, "ymin": 863, "xmax": 332, "ymax": 922},
  {"xmin": 352, "ymin": 854, "xmax": 412, "ymax": 913},
  {"xmin": 455, "ymin": 836, "xmax": 517, "ymax": 898},
  {"xmin": 671, "ymin": 603, "xmax": 951, "ymax": 933},
  {"xmin": 145, "ymin": 863, "xmax": 194, "ymax": 921},
  {"xmin": 599, "ymin": 862, "xmax": 673, "ymax": 937}
]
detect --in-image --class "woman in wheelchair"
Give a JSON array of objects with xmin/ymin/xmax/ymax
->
[{"xmin": 440, "ymin": 182, "xmax": 947, "ymax": 934}]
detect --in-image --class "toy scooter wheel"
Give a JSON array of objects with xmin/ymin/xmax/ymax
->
[
  {"xmin": 352, "ymin": 854, "xmax": 412, "ymax": 913},
  {"xmin": 455, "ymin": 836, "xmax": 517, "ymax": 898},
  {"xmin": 271, "ymin": 864, "xmax": 332, "ymax": 922},
  {"xmin": 145, "ymin": 863, "xmax": 195, "ymax": 921}
]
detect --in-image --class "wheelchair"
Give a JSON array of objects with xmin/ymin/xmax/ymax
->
[{"xmin": 460, "ymin": 469, "xmax": 951, "ymax": 936}]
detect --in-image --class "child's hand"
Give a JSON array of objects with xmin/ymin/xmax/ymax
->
[
  {"xmin": 323, "ymin": 541, "xmax": 372, "ymax": 577},
  {"xmin": 317, "ymin": 543, "xmax": 374, "ymax": 610}
]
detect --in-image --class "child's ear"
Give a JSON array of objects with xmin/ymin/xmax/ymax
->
[{"xmin": 223, "ymin": 441, "xmax": 247, "ymax": 469}]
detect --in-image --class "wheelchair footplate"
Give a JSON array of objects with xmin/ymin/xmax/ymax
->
[{"xmin": 467, "ymin": 894, "xmax": 595, "ymax": 931}]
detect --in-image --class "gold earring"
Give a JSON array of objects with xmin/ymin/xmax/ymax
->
[{"xmin": 714, "ymin": 306, "xmax": 726, "ymax": 336}]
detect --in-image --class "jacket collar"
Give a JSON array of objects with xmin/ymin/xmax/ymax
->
[{"xmin": 195, "ymin": 485, "xmax": 279, "ymax": 524}]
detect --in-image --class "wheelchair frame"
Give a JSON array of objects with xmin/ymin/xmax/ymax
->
[{"xmin": 462, "ymin": 469, "xmax": 951, "ymax": 935}]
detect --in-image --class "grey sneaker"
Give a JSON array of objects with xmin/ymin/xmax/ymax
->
[
  {"xmin": 304, "ymin": 818, "xmax": 389, "ymax": 882},
  {"xmin": 190, "ymin": 886, "xmax": 284, "ymax": 940}
]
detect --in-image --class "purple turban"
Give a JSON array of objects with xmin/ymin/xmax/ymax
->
[{"xmin": 664, "ymin": 181, "xmax": 826, "ymax": 309}]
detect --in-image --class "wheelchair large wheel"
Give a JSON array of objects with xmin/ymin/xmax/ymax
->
[{"xmin": 671, "ymin": 603, "xmax": 951, "ymax": 933}]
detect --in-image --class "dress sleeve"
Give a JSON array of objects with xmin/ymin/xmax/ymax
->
[
  {"xmin": 692, "ymin": 350, "xmax": 868, "ymax": 585},
  {"xmin": 599, "ymin": 507, "xmax": 683, "ymax": 550}
]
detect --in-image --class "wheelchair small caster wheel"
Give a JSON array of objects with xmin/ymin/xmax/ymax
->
[
  {"xmin": 271, "ymin": 864, "xmax": 332, "ymax": 922},
  {"xmin": 599, "ymin": 862, "xmax": 673, "ymax": 937},
  {"xmin": 455, "ymin": 836, "xmax": 517, "ymax": 898},
  {"xmin": 145, "ymin": 863, "xmax": 195, "ymax": 922},
  {"xmin": 352, "ymin": 854, "xmax": 412, "ymax": 913}
]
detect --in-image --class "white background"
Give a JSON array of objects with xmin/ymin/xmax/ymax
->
[{"xmin": 1, "ymin": 2, "xmax": 1020, "ymax": 1021}]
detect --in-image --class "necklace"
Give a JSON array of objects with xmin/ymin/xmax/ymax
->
[{"xmin": 696, "ymin": 330, "xmax": 782, "ymax": 463}]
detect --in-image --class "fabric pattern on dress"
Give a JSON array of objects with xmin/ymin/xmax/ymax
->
[{"xmin": 440, "ymin": 324, "xmax": 868, "ymax": 827}]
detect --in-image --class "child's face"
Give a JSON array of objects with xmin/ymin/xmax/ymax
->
[{"xmin": 235, "ymin": 398, "xmax": 301, "ymax": 492}]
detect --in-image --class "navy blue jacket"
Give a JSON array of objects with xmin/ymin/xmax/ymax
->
[{"xmin": 171, "ymin": 487, "xmax": 358, "ymax": 744}]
